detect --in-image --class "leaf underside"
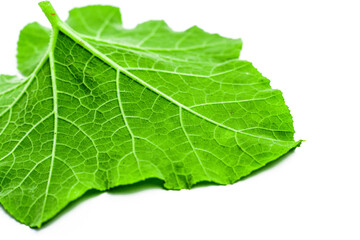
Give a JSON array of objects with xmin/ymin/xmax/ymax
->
[{"xmin": 0, "ymin": 3, "xmax": 301, "ymax": 227}]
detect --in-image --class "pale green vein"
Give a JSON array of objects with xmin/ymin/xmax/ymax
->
[
  {"xmin": 190, "ymin": 96, "xmax": 276, "ymax": 108},
  {"xmin": 0, "ymin": 112, "xmax": 54, "ymax": 162},
  {"xmin": 58, "ymin": 116, "xmax": 99, "ymax": 169},
  {"xmin": 0, "ymin": 156, "xmax": 51, "ymax": 198},
  {"xmin": 95, "ymin": 10, "xmax": 116, "ymax": 39},
  {"xmin": 56, "ymin": 22, "xmax": 243, "ymax": 134},
  {"xmin": 136, "ymin": 21, "xmax": 162, "ymax": 47},
  {"xmin": 0, "ymin": 55, "xmax": 49, "ymax": 119},
  {"xmin": 125, "ymin": 66, "xmax": 255, "ymax": 78},
  {"xmin": 39, "ymin": 28, "xmax": 59, "ymax": 225},
  {"xmin": 179, "ymin": 107, "xmax": 210, "ymax": 178},
  {"xmin": 234, "ymin": 132, "xmax": 262, "ymax": 166},
  {"xmin": 135, "ymin": 136, "xmax": 181, "ymax": 187},
  {"xmin": 115, "ymin": 69, "xmax": 144, "ymax": 178},
  {"xmin": 0, "ymin": 108, "xmax": 11, "ymax": 136},
  {"xmin": 53, "ymin": 22, "xmax": 290, "ymax": 145},
  {"xmin": 0, "ymin": 81, "xmax": 27, "ymax": 97}
]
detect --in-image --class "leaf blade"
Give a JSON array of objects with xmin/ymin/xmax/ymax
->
[
  {"xmin": 17, "ymin": 22, "xmax": 51, "ymax": 76},
  {"xmin": 0, "ymin": 2, "xmax": 301, "ymax": 227}
]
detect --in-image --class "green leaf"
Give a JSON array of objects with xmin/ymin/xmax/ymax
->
[
  {"xmin": 0, "ymin": 1, "xmax": 301, "ymax": 228},
  {"xmin": 66, "ymin": 5, "xmax": 123, "ymax": 38},
  {"xmin": 66, "ymin": 5, "xmax": 242, "ymax": 61},
  {"xmin": 17, "ymin": 22, "xmax": 51, "ymax": 76}
]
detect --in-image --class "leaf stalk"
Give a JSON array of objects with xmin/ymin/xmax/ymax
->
[{"xmin": 38, "ymin": 1, "xmax": 61, "ymax": 27}]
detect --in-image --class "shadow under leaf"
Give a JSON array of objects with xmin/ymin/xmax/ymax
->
[
  {"xmin": 1, "ymin": 146, "xmax": 300, "ymax": 229},
  {"xmin": 38, "ymin": 178, "xmax": 166, "ymax": 229},
  {"xmin": 240, "ymin": 147, "xmax": 298, "ymax": 181}
]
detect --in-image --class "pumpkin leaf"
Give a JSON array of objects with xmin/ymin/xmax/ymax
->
[{"xmin": 0, "ymin": 1, "xmax": 301, "ymax": 227}]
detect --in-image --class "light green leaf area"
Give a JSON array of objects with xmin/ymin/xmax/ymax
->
[
  {"xmin": 17, "ymin": 22, "xmax": 51, "ymax": 76},
  {"xmin": 0, "ymin": 1, "xmax": 301, "ymax": 228}
]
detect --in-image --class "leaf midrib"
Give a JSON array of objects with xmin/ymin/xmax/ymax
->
[
  {"xmin": 39, "ymin": 27, "xmax": 59, "ymax": 226},
  {"xmin": 57, "ymin": 22, "xmax": 241, "ymax": 133},
  {"xmin": 56, "ymin": 21, "xmax": 295, "ymax": 143}
]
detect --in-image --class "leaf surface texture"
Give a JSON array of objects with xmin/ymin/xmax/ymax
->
[{"xmin": 0, "ymin": 2, "xmax": 301, "ymax": 227}]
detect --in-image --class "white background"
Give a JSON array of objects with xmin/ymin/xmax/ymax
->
[{"xmin": 0, "ymin": 0, "xmax": 359, "ymax": 239}]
